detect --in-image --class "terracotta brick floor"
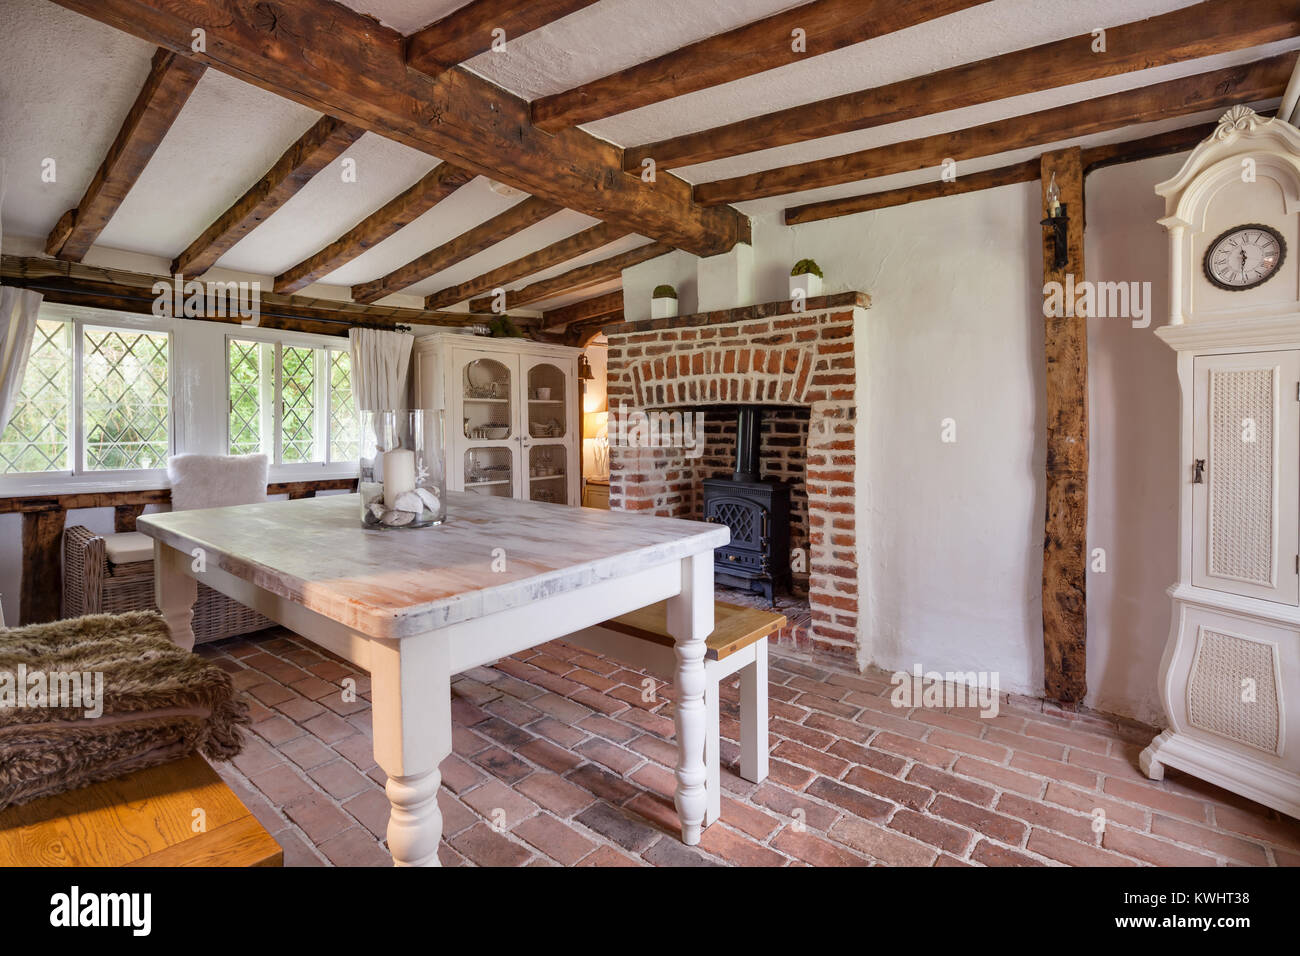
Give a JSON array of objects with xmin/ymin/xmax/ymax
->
[{"xmin": 198, "ymin": 628, "xmax": 1300, "ymax": 867}]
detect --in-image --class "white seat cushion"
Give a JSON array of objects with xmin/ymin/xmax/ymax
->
[{"xmin": 103, "ymin": 531, "xmax": 155, "ymax": 565}]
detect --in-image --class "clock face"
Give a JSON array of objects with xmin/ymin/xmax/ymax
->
[{"xmin": 1204, "ymin": 223, "xmax": 1287, "ymax": 291}]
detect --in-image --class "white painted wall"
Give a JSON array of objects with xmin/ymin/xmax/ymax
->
[{"xmin": 623, "ymin": 153, "xmax": 1187, "ymax": 724}]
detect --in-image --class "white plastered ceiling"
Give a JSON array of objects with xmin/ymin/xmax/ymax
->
[{"xmin": 0, "ymin": 0, "xmax": 1292, "ymax": 313}]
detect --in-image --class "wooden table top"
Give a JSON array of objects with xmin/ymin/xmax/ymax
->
[
  {"xmin": 138, "ymin": 493, "xmax": 728, "ymax": 639},
  {"xmin": 0, "ymin": 755, "xmax": 281, "ymax": 867}
]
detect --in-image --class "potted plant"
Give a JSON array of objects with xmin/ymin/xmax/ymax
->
[
  {"xmin": 789, "ymin": 258, "xmax": 824, "ymax": 300},
  {"xmin": 651, "ymin": 284, "xmax": 678, "ymax": 319}
]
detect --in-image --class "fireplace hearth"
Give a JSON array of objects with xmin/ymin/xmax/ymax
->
[{"xmin": 703, "ymin": 406, "xmax": 790, "ymax": 601}]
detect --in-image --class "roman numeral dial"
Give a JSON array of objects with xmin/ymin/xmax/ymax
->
[{"xmin": 1204, "ymin": 223, "xmax": 1287, "ymax": 291}]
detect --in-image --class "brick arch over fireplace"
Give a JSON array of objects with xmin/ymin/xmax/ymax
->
[{"xmin": 604, "ymin": 293, "xmax": 866, "ymax": 662}]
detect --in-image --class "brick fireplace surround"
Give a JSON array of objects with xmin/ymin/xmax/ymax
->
[{"xmin": 605, "ymin": 292, "xmax": 868, "ymax": 662}]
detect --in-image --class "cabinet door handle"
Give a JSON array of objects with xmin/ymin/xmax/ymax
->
[{"xmin": 1193, "ymin": 458, "xmax": 1205, "ymax": 484}]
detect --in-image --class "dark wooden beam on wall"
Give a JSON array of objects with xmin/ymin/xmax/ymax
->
[
  {"xmin": 424, "ymin": 222, "xmax": 633, "ymax": 310},
  {"xmin": 351, "ymin": 196, "xmax": 559, "ymax": 304},
  {"xmin": 697, "ymin": 53, "xmax": 1297, "ymax": 205},
  {"xmin": 52, "ymin": 0, "xmax": 749, "ymax": 257},
  {"xmin": 531, "ymin": 0, "xmax": 990, "ymax": 132},
  {"xmin": 1040, "ymin": 147, "xmax": 1088, "ymax": 704},
  {"xmin": 20, "ymin": 510, "xmax": 66, "ymax": 625},
  {"xmin": 114, "ymin": 503, "xmax": 147, "ymax": 532},
  {"xmin": 173, "ymin": 116, "xmax": 365, "ymax": 276},
  {"xmin": 406, "ymin": 0, "xmax": 600, "ymax": 75},
  {"xmin": 468, "ymin": 243, "xmax": 670, "ymax": 312},
  {"xmin": 542, "ymin": 290, "xmax": 623, "ymax": 330},
  {"xmin": 274, "ymin": 162, "xmax": 475, "ymax": 293},
  {"xmin": 46, "ymin": 48, "xmax": 206, "ymax": 261},
  {"xmin": 783, "ymin": 122, "xmax": 1222, "ymax": 224},
  {"xmin": 0, "ymin": 255, "xmax": 486, "ymax": 336},
  {"xmin": 626, "ymin": 0, "xmax": 1300, "ymax": 172}
]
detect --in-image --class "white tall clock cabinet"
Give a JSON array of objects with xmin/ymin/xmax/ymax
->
[
  {"xmin": 1141, "ymin": 107, "xmax": 1300, "ymax": 817},
  {"xmin": 413, "ymin": 332, "xmax": 581, "ymax": 507}
]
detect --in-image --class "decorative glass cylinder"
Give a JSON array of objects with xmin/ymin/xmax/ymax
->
[{"xmin": 359, "ymin": 409, "xmax": 445, "ymax": 529}]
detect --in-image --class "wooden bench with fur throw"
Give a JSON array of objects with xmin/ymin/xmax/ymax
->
[{"xmin": 0, "ymin": 610, "xmax": 249, "ymax": 810}]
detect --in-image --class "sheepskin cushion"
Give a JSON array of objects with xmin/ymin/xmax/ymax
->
[
  {"xmin": 167, "ymin": 453, "xmax": 268, "ymax": 512},
  {"xmin": 0, "ymin": 611, "xmax": 249, "ymax": 810}
]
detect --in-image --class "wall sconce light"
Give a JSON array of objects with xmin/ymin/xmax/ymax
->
[
  {"xmin": 578, "ymin": 353, "xmax": 594, "ymax": 381},
  {"xmin": 1040, "ymin": 171, "xmax": 1069, "ymax": 271}
]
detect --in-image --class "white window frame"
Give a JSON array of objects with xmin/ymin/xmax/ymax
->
[{"xmin": 223, "ymin": 329, "xmax": 356, "ymax": 475}]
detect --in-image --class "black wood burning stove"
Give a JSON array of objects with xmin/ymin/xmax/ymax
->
[{"xmin": 703, "ymin": 406, "xmax": 790, "ymax": 602}]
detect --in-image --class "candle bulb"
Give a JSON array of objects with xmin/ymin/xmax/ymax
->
[
  {"xmin": 382, "ymin": 446, "xmax": 416, "ymax": 508},
  {"xmin": 1047, "ymin": 171, "xmax": 1061, "ymax": 218}
]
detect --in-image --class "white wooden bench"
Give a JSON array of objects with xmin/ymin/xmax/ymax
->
[{"xmin": 566, "ymin": 600, "xmax": 785, "ymax": 825}]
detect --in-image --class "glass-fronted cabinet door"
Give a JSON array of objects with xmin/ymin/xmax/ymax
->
[
  {"xmin": 521, "ymin": 356, "xmax": 572, "ymax": 505},
  {"xmin": 454, "ymin": 349, "xmax": 520, "ymax": 498}
]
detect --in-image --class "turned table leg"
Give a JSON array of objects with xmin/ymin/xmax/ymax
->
[
  {"xmin": 369, "ymin": 633, "xmax": 451, "ymax": 867},
  {"xmin": 667, "ymin": 551, "xmax": 715, "ymax": 845},
  {"xmin": 154, "ymin": 541, "xmax": 198, "ymax": 651}
]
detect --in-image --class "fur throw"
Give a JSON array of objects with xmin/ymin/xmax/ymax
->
[
  {"xmin": 167, "ymin": 453, "xmax": 268, "ymax": 512},
  {"xmin": 0, "ymin": 611, "xmax": 249, "ymax": 809}
]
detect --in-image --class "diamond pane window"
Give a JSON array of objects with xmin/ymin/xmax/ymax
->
[
  {"xmin": 228, "ymin": 339, "xmax": 268, "ymax": 456},
  {"xmin": 281, "ymin": 345, "xmax": 317, "ymax": 463},
  {"xmin": 329, "ymin": 349, "xmax": 358, "ymax": 462},
  {"xmin": 0, "ymin": 319, "xmax": 72, "ymax": 474},
  {"xmin": 82, "ymin": 326, "xmax": 170, "ymax": 471}
]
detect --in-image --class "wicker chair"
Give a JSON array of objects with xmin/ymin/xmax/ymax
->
[
  {"xmin": 62, "ymin": 453, "xmax": 275, "ymax": 645},
  {"xmin": 62, "ymin": 526, "xmax": 273, "ymax": 644}
]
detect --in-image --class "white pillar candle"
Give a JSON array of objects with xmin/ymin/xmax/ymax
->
[{"xmin": 383, "ymin": 448, "xmax": 416, "ymax": 508}]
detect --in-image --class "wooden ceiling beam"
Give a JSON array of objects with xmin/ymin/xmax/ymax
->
[
  {"xmin": 531, "ymin": 0, "xmax": 991, "ymax": 132},
  {"xmin": 173, "ymin": 115, "xmax": 364, "ymax": 276},
  {"xmin": 52, "ymin": 0, "xmax": 748, "ymax": 257},
  {"xmin": 696, "ymin": 53, "xmax": 1297, "ymax": 205},
  {"xmin": 274, "ymin": 163, "xmax": 475, "ymax": 293},
  {"xmin": 626, "ymin": 0, "xmax": 1300, "ymax": 172},
  {"xmin": 351, "ymin": 196, "xmax": 559, "ymax": 304},
  {"xmin": 468, "ymin": 243, "xmax": 671, "ymax": 312},
  {"xmin": 46, "ymin": 48, "xmax": 205, "ymax": 261},
  {"xmin": 0, "ymin": 255, "xmax": 486, "ymax": 336},
  {"xmin": 406, "ymin": 0, "xmax": 600, "ymax": 75},
  {"xmin": 424, "ymin": 221, "xmax": 634, "ymax": 310},
  {"xmin": 541, "ymin": 290, "xmax": 623, "ymax": 330}
]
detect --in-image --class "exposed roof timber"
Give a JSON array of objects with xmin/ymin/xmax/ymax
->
[
  {"xmin": 50, "ymin": 0, "xmax": 748, "ymax": 257},
  {"xmin": 351, "ymin": 196, "xmax": 559, "ymax": 304},
  {"xmin": 424, "ymin": 221, "xmax": 633, "ymax": 310},
  {"xmin": 783, "ymin": 122, "xmax": 1220, "ymax": 225},
  {"xmin": 541, "ymin": 290, "xmax": 624, "ymax": 330},
  {"xmin": 173, "ymin": 115, "xmax": 365, "ymax": 276},
  {"xmin": 406, "ymin": 0, "xmax": 600, "ymax": 75},
  {"xmin": 563, "ymin": 317, "xmax": 622, "ymax": 347},
  {"xmin": 274, "ymin": 163, "xmax": 475, "ymax": 294},
  {"xmin": 531, "ymin": 0, "xmax": 992, "ymax": 132},
  {"xmin": 468, "ymin": 243, "xmax": 671, "ymax": 312},
  {"xmin": 625, "ymin": 0, "xmax": 1300, "ymax": 173},
  {"xmin": 0, "ymin": 255, "xmax": 493, "ymax": 336},
  {"xmin": 697, "ymin": 52, "xmax": 1298, "ymax": 205},
  {"xmin": 45, "ymin": 47, "xmax": 205, "ymax": 261}
]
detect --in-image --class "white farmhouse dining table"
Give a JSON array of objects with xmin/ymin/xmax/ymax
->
[{"xmin": 137, "ymin": 492, "xmax": 729, "ymax": 866}]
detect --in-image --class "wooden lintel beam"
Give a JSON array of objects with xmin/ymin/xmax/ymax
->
[
  {"xmin": 468, "ymin": 243, "xmax": 670, "ymax": 312},
  {"xmin": 1040, "ymin": 147, "xmax": 1088, "ymax": 704},
  {"xmin": 352, "ymin": 196, "xmax": 559, "ymax": 304},
  {"xmin": 173, "ymin": 115, "xmax": 365, "ymax": 276},
  {"xmin": 275, "ymin": 162, "xmax": 475, "ymax": 293},
  {"xmin": 0, "ymin": 255, "xmax": 482, "ymax": 336},
  {"xmin": 627, "ymin": 0, "xmax": 1300, "ymax": 172},
  {"xmin": 46, "ymin": 47, "xmax": 206, "ymax": 260},
  {"xmin": 424, "ymin": 221, "xmax": 633, "ymax": 310},
  {"xmin": 51, "ymin": 0, "xmax": 748, "ymax": 257},
  {"xmin": 531, "ymin": 0, "xmax": 990, "ymax": 132},
  {"xmin": 406, "ymin": 0, "xmax": 600, "ymax": 75},
  {"xmin": 697, "ymin": 53, "xmax": 1297, "ymax": 206},
  {"xmin": 542, "ymin": 290, "xmax": 623, "ymax": 330}
]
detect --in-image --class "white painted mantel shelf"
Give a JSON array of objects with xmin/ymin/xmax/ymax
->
[{"xmin": 137, "ymin": 493, "xmax": 729, "ymax": 865}]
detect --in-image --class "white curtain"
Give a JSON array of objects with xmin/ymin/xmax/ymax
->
[
  {"xmin": 0, "ymin": 286, "xmax": 43, "ymax": 435},
  {"xmin": 348, "ymin": 327, "xmax": 414, "ymax": 411}
]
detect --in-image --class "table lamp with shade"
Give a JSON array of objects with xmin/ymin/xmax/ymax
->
[{"xmin": 583, "ymin": 407, "xmax": 609, "ymax": 479}]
